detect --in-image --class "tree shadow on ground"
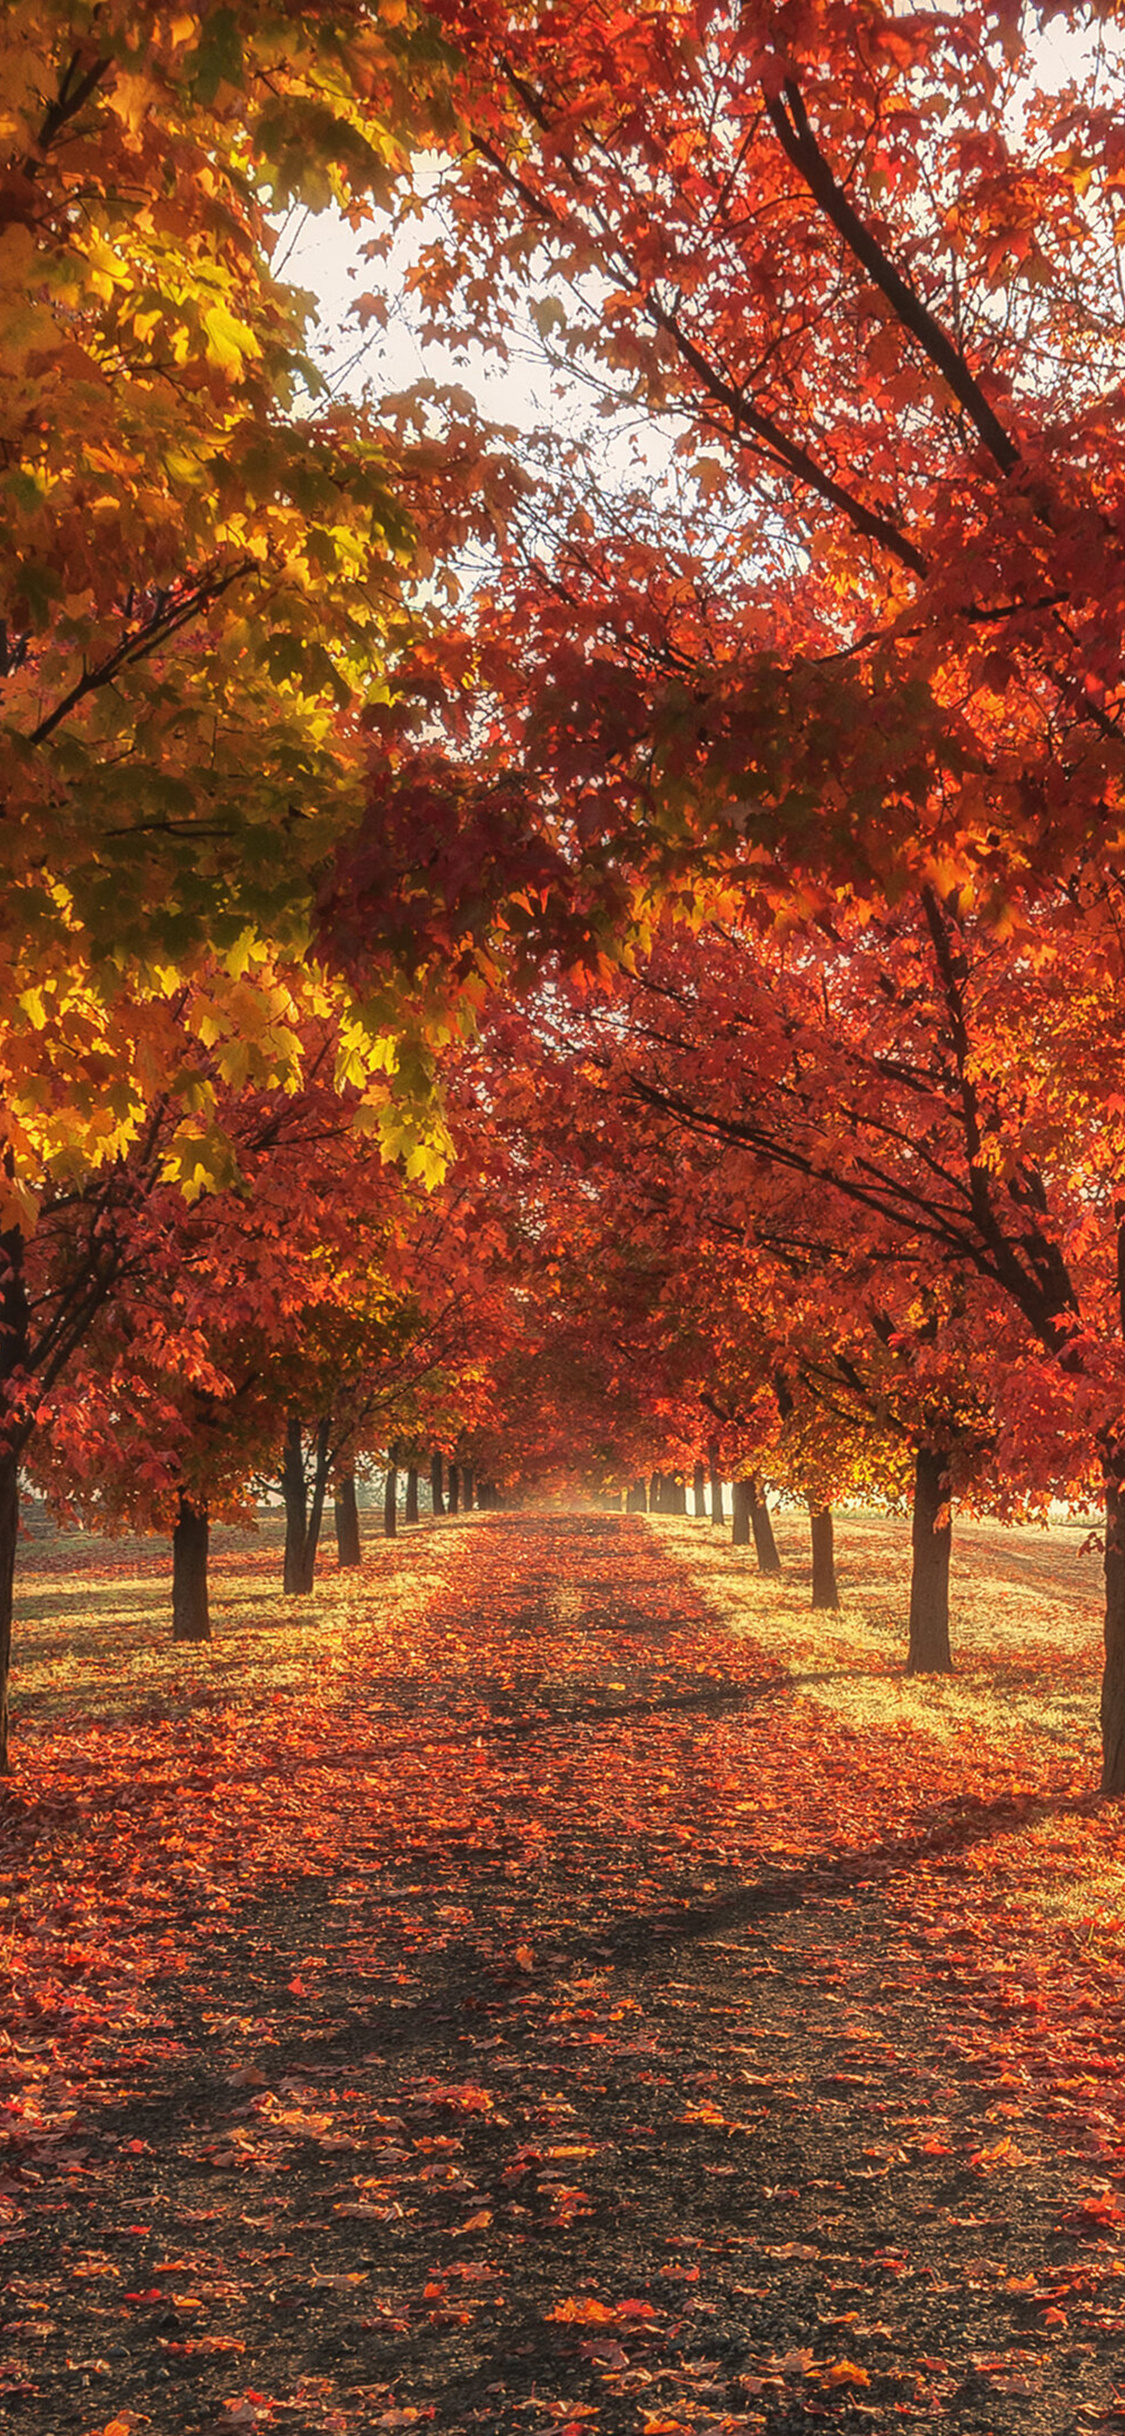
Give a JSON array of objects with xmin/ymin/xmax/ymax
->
[
  {"xmin": 480, "ymin": 1675, "xmax": 769, "ymax": 1731},
  {"xmin": 586, "ymin": 1784, "xmax": 1104, "ymax": 1974},
  {"xmin": 15, "ymin": 1579, "xmax": 169, "ymax": 1620},
  {"xmin": 150, "ymin": 1780, "xmax": 1106, "ymax": 2081}
]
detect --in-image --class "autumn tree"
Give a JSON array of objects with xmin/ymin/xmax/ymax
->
[
  {"xmin": 28, "ymin": 1002, "xmax": 521, "ymax": 1678},
  {"xmin": 0, "ymin": 4, "xmax": 503, "ymax": 1754},
  {"xmin": 463, "ymin": 918, "xmax": 1111, "ymax": 1675},
  {"xmin": 332, "ymin": 3, "xmax": 1125, "ymax": 1777},
  {"xmin": 599, "ymin": 905, "xmax": 1121, "ymax": 1667},
  {"xmin": 403, "ymin": 0, "xmax": 1125, "ymax": 906}
]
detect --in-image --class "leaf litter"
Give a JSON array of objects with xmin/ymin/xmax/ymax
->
[{"xmin": 1, "ymin": 1508, "xmax": 1125, "ymax": 2432}]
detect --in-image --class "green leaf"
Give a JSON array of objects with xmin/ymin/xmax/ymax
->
[{"xmin": 189, "ymin": 8, "xmax": 244, "ymax": 105}]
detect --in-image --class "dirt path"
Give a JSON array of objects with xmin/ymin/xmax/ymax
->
[{"xmin": 3, "ymin": 1513, "xmax": 1125, "ymax": 2436}]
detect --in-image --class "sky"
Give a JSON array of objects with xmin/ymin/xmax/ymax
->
[
  {"xmin": 270, "ymin": 0, "xmax": 1116, "ymax": 548},
  {"xmin": 276, "ymin": 178, "xmax": 557, "ymax": 433},
  {"xmin": 277, "ymin": 5, "xmax": 1103, "ymax": 411}
]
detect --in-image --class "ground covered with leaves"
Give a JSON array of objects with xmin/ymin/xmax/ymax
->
[{"xmin": 3, "ymin": 1507, "xmax": 1125, "ymax": 2436}]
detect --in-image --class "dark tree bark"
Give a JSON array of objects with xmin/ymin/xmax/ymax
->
[
  {"xmin": 649, "ymin": 1469, "xmax": 662, "ymax": 1512},
  {"xmin": 670, "ymin": 1475, "xmax": 688, "ymax": 1514},
  {"xmin": 282, "ymin": 1413, "xmax": 308, "ymax": 1594},
  {"xmin": 405, "ymin": 1463, "xmax": 419, "ymax": 1525},
  {"xmin": 283, "ymin": 1414, "xmax": 330, "ymax": 1592},
  {"xmin": 172, "ymin": 1495, "xmax": 211, "ymax": 1641},
  {"xmin": 430, "ymin": 1451, "xmax": 445, "ymax": 1516},
  {"xmin": 448, "ymin": 1464, "xmax": 460, "ymax": 1515},
  {"xmin": 1102, "ymin": 1455, "xmax": 1125, "ymax": 1793},
  {"xmin": 809, "ymin": 1505, "xmax": 840, "ymax": 1611},
  {"xmin": 300, "ymin": 1415, "xmax": 331, "ymax": 1591},
  {"xmin": 0, "ymin": 1220, "xmax": 29, "ymax": 1771},
  {"xmin": 626, "ymin": 1480, "xmax": 647, "ymax": 1512},
  {"xmin": 908, "ymin": 1444, "xmax": 953, "ymax": 1673},
  {"xmin": 693, "ymin": 1461, "xmax": 707, "ymax": 1518},
  {"xmin": 0, "ymin": 1201, "xmax": 131, "ymax": 1767},
  {"xmin": 709, "ymin": 1444, "xmax": 724, "ymax": 1528},
  {"xmin": 732, "ymin": 1476, "xmax": 752, "ymax": 1545},
  {"xmin": 384, "ymin": 1464, "xmax": 398, "ymax": 1537},
  {"xmin": 334, "ymin": 1470, "xmax": 362, "ymax": 1568},
  {"xmin": 462, "ymin": 1464, "xmax": 474, "ymax": 1511},
  {"xmin": 0, "ymin": 1446, "xmax": 18, "ymax": 1775},
  {"xmin": 748, "ymin": 1477, "xmax": 782, "ymax": 1573}
]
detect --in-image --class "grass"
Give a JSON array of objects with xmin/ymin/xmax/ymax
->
[
  {"xmin": 648, "ymin": 1503, "xmax": 1121, "ymax": 1927},
  {"xmin": 11, "ymin": 1506, "xmax": 484, "ymax": 1734},
  {"xmin": 649, "ymin": 1504, "xmax": 1104, "ymax": 1750},
  {"xmin": 4, "ymin": 1504, "xmax": 1125, "ymax": 2436}
]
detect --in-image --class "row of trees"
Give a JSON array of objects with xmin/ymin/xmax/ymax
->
[
  {"xmin": 8, "ymin": 5, "xmax": 1125, "ymax": 1792},
  {"xmin": 6, "ymin": 968, "xmax": 518, "ymax": 1722},
  {"xmin": 393, "ymin": 0, "xmax": 1125, "ymax": 1792},
  {"xmin": 0, "ymin": 4, "xmax": 513, "ymax": 1763},
  {"xmin": 461, "ymin": 893, "xmax": 1111, "ymax": 1686}
]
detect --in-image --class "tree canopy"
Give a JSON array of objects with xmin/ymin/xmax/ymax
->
[{"xmin": 7, "ymin": 1, "xmax": 1125, "ymax": 1796}]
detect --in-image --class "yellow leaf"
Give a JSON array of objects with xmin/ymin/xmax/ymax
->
[{"xmin": 200, "ymin": 301, "xmax": 259, "ymax": 374}]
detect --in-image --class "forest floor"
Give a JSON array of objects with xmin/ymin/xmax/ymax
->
[{"xmin": 2, "ymin": 1505, "xmax": 1125, "ymax": 2436}]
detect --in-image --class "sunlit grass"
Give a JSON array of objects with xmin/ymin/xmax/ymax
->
[
  {"xmin": 12, "ymin": 1508, "xmax": 482, "ymax": 1734},
  {"xmin": 11, "ymin": 1500, "xmax": 1120, "ymax": 1929},
  {"xmin": 648, "ymin": 1506, "xmax": 1104, "ymax": 1765},
  {"xmin": 650, "ymin": 1504, "xmax": 1122, "ymax": 1927}
]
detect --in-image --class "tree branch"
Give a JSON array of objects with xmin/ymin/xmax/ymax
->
[{"xmin": 765, "ymin": 81, "xmax": 1018, "ymax": 476}]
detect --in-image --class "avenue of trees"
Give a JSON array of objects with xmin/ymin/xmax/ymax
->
[{"xmin": 6, "ymin": 4, "xmax": 1125, "ymax": 1786}]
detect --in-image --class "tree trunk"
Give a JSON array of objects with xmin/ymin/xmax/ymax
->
[
  {"xmin": 649, "ymin": 1469, "xmax": 662, "ymax": 1513},
  {"xmin": 172, "ymin": 1495, "xmax": 211, "ymax": 1641},
  {"xmin": 709, "ymin": 1450, "xmax": 724, "ymax": 1527},
  {"xmin": 1102, "ymin": 1457, "xmax": 1125, "ymax": 1793},
  {"xmin": 405, "ymin": 1463, "xmax": 419, "ymax": 1525},
  {"xmin": 384, "ymin": 1464, "xmax": 398, "ymax": 1537},
  {"xmin": 282, "ymin": 1413, "xmax": 308, "ymax": 1593},
  {"xmin": 748, "ymin": 1477, "xmax": 781, "ymax": 1573},
  {"xmin": 0, "ymin": 1220, "xmax": 30, "ymax": 1771},
  {"xmin": 430, "ymin": 1451, "xmax": 445, "ymax": 1516},
  {"xmin": 283, "ymin": 1417, "xmax": 329, "ymax": 1593},
  {"xmin": 334, "ymin": 1470, "xmax": 362, "ymax": 1568},
  {"xmin": 809, "ymin": 1505, "xmax": 839, "ymax": 1611},
  {"xmin": 692, "ymin": 1461, "xmax": 706, "ymax": 1518},
  {"xmin": 0, "ymin": 1446, "xmax": 18, "ymax": 1774},
  {"xmin": 462, "ymin": 1464, "xmax": 474, "ymax": 1510},
  {"xmin": 907, "ymin": 1444, "xmax": 953, "ymax": 1673},
  {"xmin": 299, "ymin": 1414, "xmax": 331, "ymax": 1592},
  {"xmin": 448, "ymin": 1463, "xmax": 460, "ymax": 1515},
  {"xmin": 626, "ymin": 1480, "xmax": 646, "ymax": 1513},
  {"xmin": 732, "ymin": 1476, "xmax": 752, "ymax": 1545}
]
